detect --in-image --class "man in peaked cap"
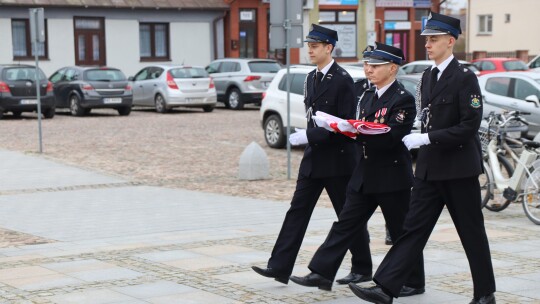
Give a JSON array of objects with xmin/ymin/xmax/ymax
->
[
  {"xmin": 252, "ymin": 23, "xmax": 373, "ymax": 288},
  {"xmin": 289, "ymin": 42, "xmax": 425, "ymax": 297},
  {"xmin": 349, "ymin": 11, "xmax": 496, "ymax": 304},
  {"xmin": 355, "ymin": 44, "xmax": 395, "ymax": 247}
]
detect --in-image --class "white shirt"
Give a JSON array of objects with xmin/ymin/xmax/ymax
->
[
  {"xmin": 431, "ymin": 54, "xmax": 454, "ymax": 81},
  {"xmin": 375, "ymin": 80, "xmax": 396, "ymax": 99},
  {"xmin": 317, "ymin": 59, "xmax": 335, "ymax": 80}
]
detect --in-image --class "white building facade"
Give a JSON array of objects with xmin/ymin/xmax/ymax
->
[
  {"xmin": 0, "ymin": 4, "xmax": 227, "ymax": 77},
  {"xmin": 467, "ymin": 0, "xmax": 540, "ymax": 56}
]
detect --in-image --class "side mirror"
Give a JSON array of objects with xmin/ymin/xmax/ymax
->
[
  {"xmin": 525, "ymin": 95, "xmax": 540, "ymax": 107},
  {"xmin": 128, "ymin": 76, "xmax": 134, "ymax": 81}
]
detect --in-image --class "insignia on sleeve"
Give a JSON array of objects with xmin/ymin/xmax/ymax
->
[
  {"xmin": 470, "ymin": 94, "xmax": 481, "ymax": 108},
  {"xmin": 396, "ymin": 109, "xmax": 406, "ymax": 123}
]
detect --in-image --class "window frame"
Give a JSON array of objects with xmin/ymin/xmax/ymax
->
[
  {"xmin": 139, "ymin": 22, "xmax": 170, "ymax": 62},
  {"xmin": 11, "ymin": 18, "xmax": 49, "ymax": 60},
  {"xmin": 478, "ymin": 15, "xmax": 493, "ymax": 35},
  {"xmin": 319, "ymin": 10, "xmax": 357, "ymax": 59}
]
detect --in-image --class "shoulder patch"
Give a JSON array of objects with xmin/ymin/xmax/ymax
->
[{"xmin": 470, "ymin": 94, "xmax": 481, "ymax": 108}]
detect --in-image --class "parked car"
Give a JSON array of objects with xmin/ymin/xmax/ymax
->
[
  {"xmin": 401, "ymin": 60, "xmax": 480, "ymax": 76},
  {"xmin": 205, "ymin": 58, "xmax": 281, "ymax": 110},
  {"xmin": 528, "ymin": 54, "xmax": 540, "ymax": 72},
  {"xmin": 0, "ymin": 64, "xmax": 55, "ymax": 119},
  {"xmin": 478, "ymin": 72, "xmax": 540, "ymax": 137},
  {"xmin": 49, "ymin": 66, "xmax": 132, "ymax": 116},
  {"xmin": 472, "ymin": 58, "xmax": 529, "ymax": 76},
  {"xmin": 260, "ymin": 65, "xmax": 365, "ymax": 148},
  {"xmin": 129, "ymin": 65, "xmax": 216, "ymax": 113}
]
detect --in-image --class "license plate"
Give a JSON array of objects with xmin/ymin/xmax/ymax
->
[
  {"xmin": 20, "ymin": 99, "xmax": 37, "ymax": 105},
  {"xmin": 186, "ymin": 98, "xmax": 202, "ymax": 103},
  {"xmin": 103, "ymin": 98, "xmax": 122, "ymax": 104}
]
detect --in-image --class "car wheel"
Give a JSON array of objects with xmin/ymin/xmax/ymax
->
[
  {"xmin": 155, "ymin": 94, "xmax": 168, "ymax": 113},
  {"xmin": 69, "ymin": 94, "xmax": 85, "ymax": 116},
  {"xmin": 264, "ymin": 114, "xmax": 286, "ymax": 149},
  {"xmin": 117, "ymin": 107, "xmax": 131, "ymax": 116},
  {"xmin": 43, "ymin": 107, "xmax": 55, "ymax": 119},
  {"xmin": 12, "ymin": 111, "xmax": 22, "ymax": 118},
  {"xmin": 227, "ymin": 88, "xmax": 244, "ymax": 110},
  {"xmin": 202, "ymin": 105, "xmax": 214, "ymax": 112}
]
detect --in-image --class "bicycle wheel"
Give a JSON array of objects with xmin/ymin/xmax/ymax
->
[
  {"xmin": 479, "ymin": 161, "xmax": 493, "ymax": 208},
  {"xmin": 484, "ymin": 153, "xmax": 514, "ymax": 212},
  {"xmin": 523, "ymin": 167, "xmax": 540, "ymax": 225}
]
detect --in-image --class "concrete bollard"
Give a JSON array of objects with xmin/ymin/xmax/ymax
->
[{"xmin": 238, "ymin": 141, "xmax": 270, "ymax": 180}]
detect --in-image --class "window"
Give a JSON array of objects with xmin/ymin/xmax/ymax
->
[
  {"xmin": 139, "ymin": 23, "xmax": 169, "ymax": 60},
  {"xmin": 206, "ymin": 62, "xmax": 221, "ymax": 74},
  {"xmin": 503, "ymin": 60, "xmax": 528, "ymax": 71},
  {"xmin": 248, "ymin": 61, "xmax": 281, "ymax": 73},
  {"xmin": 278, "ymin": 73, "xmax": 305, "ymax": 96},
  {"xmin": 219, "ymin": 62, "xmax": 240, "ymax": 73},
  {"xmin": 514, "ymin": 79, "xmax": 539, "ymax": 100},
  {"xmin": 319, "ymin": 10, "xmax": 357, "ymax": 58},
  {"xmin": 480, "ymin": 61, "xmax": 496, "ymax": 71},
  {"xmin": 478, "ymin": 15, "xmax": 492, "ymax": 35},
  {"xmin": 485, "ymin": 77, "xmax": 510, "ymax": 96},
  {"xmin": 415, "ymin": 9, "xmax": 430, "ymax": 21},
  {"xmin": 11, "ymin": 19, "xmax": 48, "ymax": 59}
]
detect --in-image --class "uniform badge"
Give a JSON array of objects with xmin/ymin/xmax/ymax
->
[
  {"xmin": 470, "ymin": 94, "xmax": 481, "ymax": 108},
  {"xmin": 363, "ymin": 83, "xmax": 367, "ymax": 89},
  {"xmin": 396, "ymin": 110, "xmax": 406, "ymax": 123},
  {"xmin": 327, "ymin": 73, "xmax": 333, "ymax": 80},
  {"xmin": 400, "ymin": 90, "xmax": 404, "ymax": 94},
  {"xmin": 380, "ymin": 108, "xmax": 387, "ymax": 123},
  {"xmin": 464, "ymin": 68, "xmax": 468, "ymax": 72}
]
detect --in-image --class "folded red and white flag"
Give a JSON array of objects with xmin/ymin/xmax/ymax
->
[
  {"xmin": 347, "ymin": 120, "xmax": 391, "ymax": 135},
  {"xmin": 315, "ymin": 111, "xmax": 391, "ymax": 137}
]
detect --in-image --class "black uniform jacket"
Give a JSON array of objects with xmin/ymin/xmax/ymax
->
[
  {"xmin": 349, "ymin": 80, "xmax": 416, "ymax": 194},
  {"xmin": 415, "ymin": 58, "xmax": 483, "ymax": 181},
  {"xmin": 300, "ymin": 61, "xmax": 357, "ymax": 178},
  {"xmin": 354, "ymin": 78, "xmax": 371, "ymax": 118}
]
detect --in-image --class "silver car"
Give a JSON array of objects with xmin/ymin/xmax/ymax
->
[
  {"xmin": 205, "ymin": 58, "xmax": 281, "ymax": 110},
  {"xmin": 479, "ymin": 72, "xmax": 540, "ymax": 137},
  {"xmin": 130, "ymin": 65, "xmax": 217, "ymax": 113}
]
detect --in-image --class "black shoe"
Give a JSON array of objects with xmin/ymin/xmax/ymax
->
[
  {"xmin": 348, "ymin": 283, "xmax": 393, "ymax": 304},
  {"xmin": 399, "ymin": 285, "xmax": 425, "ymax": 297},
  {"xmin": 289, "ymin": 272, "xmax": 332, "ymax": 291},
  {"xmin": 251, "ymin": 266, "xmax": 289, "ymax": 284},
  {"xmin": 469, "ymin": 293, "xmax": 496, "ymax": 304},
  {"xmin": 336, "ymin": 272, "xmax": 372, "ymax": 284}
]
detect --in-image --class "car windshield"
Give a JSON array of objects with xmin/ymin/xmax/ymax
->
[
  {"xmin": 169, "ymin": 67, "xmax": 209, "ymax": 79},
  {"xmin": 4, "ymin": 67, "xmax": 46, "ymax": 81},
  {"xmin": 248, "ymin": 61, "xmax": 281, "ymax": 73},
  {"xmin": 503, "ymin": 60, "xmax": 528, "ymax": 71},
  {"xmin": 85, "ymin": 69, "xmax": 126, "ymax": 81}
]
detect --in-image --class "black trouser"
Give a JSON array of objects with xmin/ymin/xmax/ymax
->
[
  {"xmin": 374, "ymin": 177, "xmax": 496, "ymax": 298},
  {"xmin": 308, "ymin": 186, "xmax": 424, "ymax": 288},
  {"xmin": 267, "ymin": 174, "xmax": 371, "ymax": 276}
]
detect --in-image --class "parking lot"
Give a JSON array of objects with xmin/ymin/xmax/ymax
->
[{"xmin": 0, "ymin": 105, "xmax": 318, "ymax": 204}]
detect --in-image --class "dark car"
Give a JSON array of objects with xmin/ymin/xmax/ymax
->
[
  {"xmin": 49, "ymin": 66, "xmax": 133, "ymax": 116},
  {"xmin": 0, "ymin": 64, "xmax": 55, "ymax": 119}
]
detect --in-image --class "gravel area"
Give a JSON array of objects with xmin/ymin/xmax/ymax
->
[{"xmin": 1, "ymin": 106, "xmax": 333, "ymax": 206}]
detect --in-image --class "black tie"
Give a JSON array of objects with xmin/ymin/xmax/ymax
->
[
  {"xmin": 315, "ymin": 71, "xmax": 324, "ymax": 91},
  {"xmin": 430, "ymin": 67, "xmax": 439, "ymax": 93}
]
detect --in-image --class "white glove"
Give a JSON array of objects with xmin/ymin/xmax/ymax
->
[
  {"xmin": 402, "ymin": 133, "xmax": 430, "ymax": 150},
  {"xmin": 337, "ymin": 120, "xmax": 358, "ymax": 134},
  {"xmin": 289, "ymin": 128, "xmax": 308, "ymax": 145},
  {"xmin": 312, "ymin": 115, "xmax": 334, "ymax": 132}
]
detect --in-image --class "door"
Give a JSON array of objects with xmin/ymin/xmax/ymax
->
[
  {"xmin": 132, "ymin": 68, "xmax": 150, "ymax": 105},
  {"xmin": 239, "ymin": 9, "xmax": 257, "ymax": 58},
  {"xmin": 74, "ymin": 17, "xmax": 105, "ymax": 66}
]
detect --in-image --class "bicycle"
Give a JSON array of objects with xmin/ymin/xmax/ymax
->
[{"xmin": 480, "ymin": 112, "xmax": 540, "ymax": 224}]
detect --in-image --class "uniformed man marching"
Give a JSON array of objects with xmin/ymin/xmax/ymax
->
[
  {"xmin": 349, "ymin": 12, "xmax": 496, "ymax": 304},
  {"xmin": 289, "ymin": 42, "xmax": 425, "ymax": 297},
  {"xmin": 251, "ymin": 24, "xmax": 372, "ymax": 287},
  {"xmin": 355, "ymin": 45, "xmax": 394, "ymax": 247}
]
